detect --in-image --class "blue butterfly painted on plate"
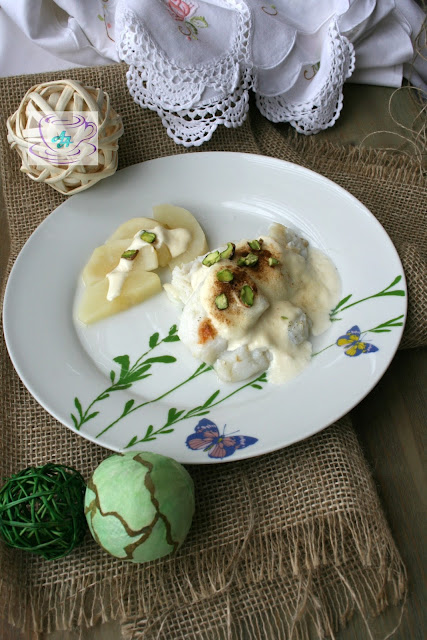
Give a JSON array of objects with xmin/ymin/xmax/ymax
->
[
  {"xmin": 336, "ymin": 326, "xmax": 379, "ymax": 357},
  {"xmin": 186, "ymin": 419, "xmax": 258, "ymax": 459}
]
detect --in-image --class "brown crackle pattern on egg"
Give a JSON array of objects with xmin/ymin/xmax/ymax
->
[
  {"xmin": 85, "ymin": 477, "xmax": 161, "ymax": 559},
  {"xmin": 133, "ymin": 454, "xmax": 180, "ymax": 554}
]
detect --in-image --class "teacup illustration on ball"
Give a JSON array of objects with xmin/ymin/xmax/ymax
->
[{"xmin": 28, "ymin": 112, "xmax": 98, "ymax": 166}]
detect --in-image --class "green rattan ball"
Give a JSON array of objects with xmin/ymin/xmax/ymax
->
[{"xmin": 0, "ymin": 463, "xmax": 87, "ymax": 560}]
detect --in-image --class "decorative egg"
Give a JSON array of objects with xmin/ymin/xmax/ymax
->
[{"xmin": 84, "ymin": 451, "xmax": 195, "ymax": 562}]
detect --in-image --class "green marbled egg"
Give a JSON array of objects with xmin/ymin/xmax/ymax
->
[{"xmin": 84, "ymin": 451, "xmax": 195, "ymax": 563}]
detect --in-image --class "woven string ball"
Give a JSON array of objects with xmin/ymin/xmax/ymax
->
[
  {"xmin": 6, "ymin": 79, "xmax": 124, "ymax": 195},
  {"xmin": 0, "ymin": 463, "xmax": 87, "ymax": 560}
]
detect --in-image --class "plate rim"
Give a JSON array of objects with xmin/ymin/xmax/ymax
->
[{"xmin": 3, "ymin": 151, "xmax": 407, "ymax": 463}]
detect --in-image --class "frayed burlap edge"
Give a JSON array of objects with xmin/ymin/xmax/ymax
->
[
  {"xmin": 121, "ymin": 564, "xmax": 406, "ymax": 640},
  {"xmin": 291, "ymin": 136, "xmax": 426, "ymax": 187},
  {"xmin": 250, "ymin": 118, "xmax": 426, "ymax": 188},
  {"xmin": 1, "ymin": 508, "xmax": 406, "ymax": 638},
  {"xmin": 121, "ymin": 511, "xmax": 407, "ymax": 640}
]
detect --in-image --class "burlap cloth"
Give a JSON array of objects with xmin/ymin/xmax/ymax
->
[{"xmin": 0, "ymin": 64, "xmax": 426, "ymax": 640}]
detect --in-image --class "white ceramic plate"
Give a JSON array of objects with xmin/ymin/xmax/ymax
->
[{"xmin": 3, "ymin": 153, "xmax": 406, "ymax": 463}]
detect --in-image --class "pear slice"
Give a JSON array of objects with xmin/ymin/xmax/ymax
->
[
  {"xmin": 153, "ymin": 243, "xmax": 171, "ymax": 269},
  {"xmin": 77, "ymin": 269, "xmax": 161, "ymax": 325},
  {"xmin": 106, "ymin": 217, "xmax": 171, "ymax": 267},
  {"xmin": 106, "ymin": 217, "xmax": 159, "ymax": 242},
  {"xmin": 82, "ymin": 240, "xmax": 159, "ymax": 286},
  {"xmin": 153, "ymin": 204, "xmax": 208, "ymax": 270}
]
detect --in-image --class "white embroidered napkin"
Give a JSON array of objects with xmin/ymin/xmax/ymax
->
[
  {"xmin": 115, "ymin": 0, "xmax": 425, "ymax": 145},
  {"xmin": 117, "ymin": 0, "xmax": 252, "ymax": 146},
  {"xmin": 1, "ymin": 0, "xmax": 425, "ymax": 145}
]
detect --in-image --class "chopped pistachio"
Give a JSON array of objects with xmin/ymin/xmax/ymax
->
[
  {"xmin": 203, "ymin": 250, "xmax": 221, "ymax": 267},
  {"xmin": 217, "ymin": 269, "xmax": 234, "ymax": 282},
  {"xmin": 240, "ymin": 284, "xmax": 254, "ymax": 307},
  {"xmin": 237, "ymin": 253, "xmax": 259, "ymax": 267},
  {"xmin": 121, "ymin": 249, "xmax": 139, "ymax": 261},
  {"xmin": 215, "ymin": 293, "xmax": 228, "ymax": 310},
  {"xmin": 245, "ymin": 253, "xmax": 259, "ymax": 266},
  {"xmin": 220, "ymin": 242, "xmax": 236, "ymax": 260},
  {"xmin": 281, "ymin": 316, "xmax": 288, "ymax": 320},
  {"xmin": 268, "ymin": 257, "xmax": 280, "ymax": 267},
  {"xmin": 248, "ymin": 239, "xmax": 262, "ymax": 251},
  {"xmin": 140, "ymin": 231, "xmax": 156, "ymax": 243}
]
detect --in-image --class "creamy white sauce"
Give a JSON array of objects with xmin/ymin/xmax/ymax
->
[
  {"xmin": 165, "ymin": 224, "xmax": 340, "ymax": 385},
  {"xmin": 283, "ymin": 247, "xmax": 339, "ymax": 335},
  {"xmin": 228, "ymin": 300, "xmax": 312, "ymax": 384},
  {"xmin": 106, "ymin": 226, "xmax": 191, "ymax": 301},
  {"xmin": 154, "ymin": 226, "xmax": 192, "ymax": 258},
  {"xmin": 223, "ymin": 241, "xmax": 339, "ymax": 383}
]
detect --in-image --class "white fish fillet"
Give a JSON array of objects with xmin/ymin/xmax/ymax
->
[{"xmin": 165, "ymin": 223, "xmax": 338, "ymax": 384}]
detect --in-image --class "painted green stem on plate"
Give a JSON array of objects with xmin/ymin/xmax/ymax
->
[
  {"xmin": 312, "ymin": 315, "xmax": 404, "ymax": 357},
  {"xmin": 330, "ymin": 275, "xmax": 405, "ymax": 319},
  {"xmin": 71, "ymin": 325, "xmax": 179, "ymax": 431},
  {"xmin": 74, "ymin": 275, "xmax": 406, "ymax": 441},
  {"xmin": 365, "ymin": 315, "xmax": 405, "ymax": 333},
  {"xmin": 96, "ymin": 362, "xmax": 213, "ymax": 438},
  {"xmin": 124, "ymin": 371, "xmax": 268, "ymax": 447},
  {"xmin": 311, "ymin": 343, "xmax": 335, "ymax": 357}
]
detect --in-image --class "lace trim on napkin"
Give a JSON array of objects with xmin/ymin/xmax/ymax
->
[
  {"xmin": 118, "ymin": 5, "xmax": 355, "ymax": 145},
  {"xmin": 256, "ymin": 20, "xmax": 355, "ymax": 135},
  {"xmin": 118, "ymin": 3, "xmax": 252, "ymax": 147}
]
